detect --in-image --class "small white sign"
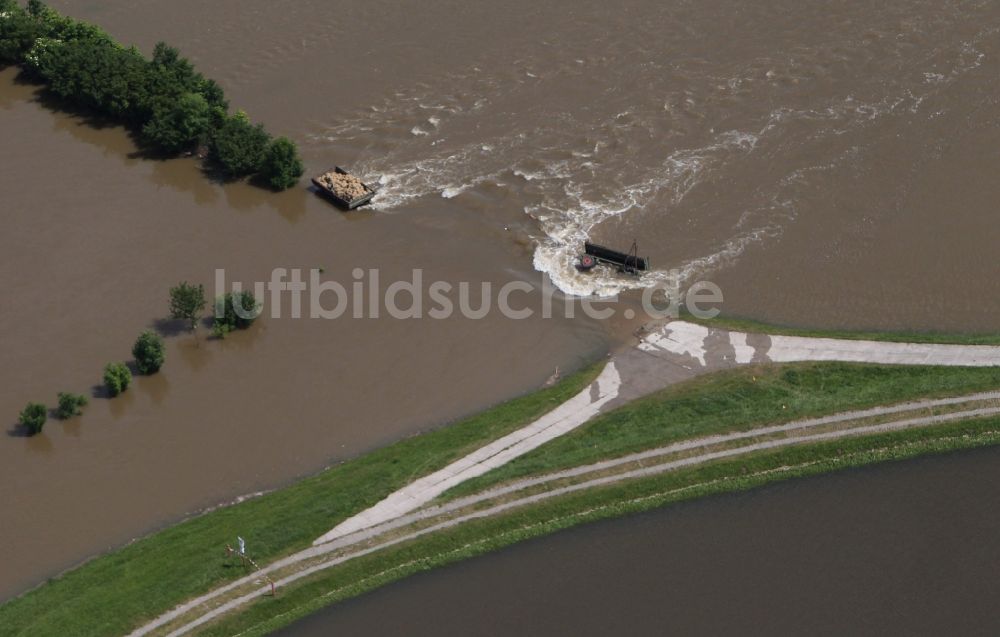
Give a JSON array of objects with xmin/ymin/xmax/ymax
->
[{"xmin": 237, "ymin": 536, "xmax": 246, "ymax": 556}]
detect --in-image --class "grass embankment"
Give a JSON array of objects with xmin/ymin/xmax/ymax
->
[
  {"xmin": 446, "ymin": 362, "xmax": 1000, "ymax": 499},
  {"xmin": 681, "ymin": 311, "xmax": 1000, "ymax": 345},
  {"xmin": 0, "ymin": 363, "xmax": 604, "ymax": 637},
  {"xmin": 4, "ymin": 363, "xmax": 1000, "ymax": 636},
  {"xmin": 201, "ymin": 417, "xmax": 1000, "ymax": 637}
]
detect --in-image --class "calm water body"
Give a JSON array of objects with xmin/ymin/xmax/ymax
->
[
  {"xmin": 1, "ymin": 0, "xmax": 999, "ymax": 601},
  {"xmin": 280, "ymin": 447, "xmax": 1000, "ymax": 636}
]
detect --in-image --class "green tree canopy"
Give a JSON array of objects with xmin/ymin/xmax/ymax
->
[
  {"xmin": 19, "ymin": 402, "xmax": 47, "ymax": 435},
  {"xmin": 56, "ymin": 392, "xmax": 88, "ymax": 419},
  {"xmin": 3, "ymin": 2, "xmax": 301, "ymax": 193},
  {"xmin": 29, "ymin": 37, "xmax": 151, "ymax": 122},
  {"xmin": 213, "ymin": 290, "xmax": 261, "ymax": 337},
  {"xmin": 103, "ymin": 362, "xmax": 132, "ymax": 396},
  {"xmin": 142, "ymin": 92, "xmax": 212, "ymax": 153},
  {"xmin": 209, "ymin": 111, "xmax": 271, "ymax": 178},
  {"xmin": 132, "ymin": 331, "xmax": 165, "ymax": 375},
  {"xmin": 260, "ymin": 136, "xmax": 304, "ymax": 191},
  {"xmin": 0, "ymin": 2, "xmax": 45, "ymax": 64},
  {"xmin": 168, "ymin": 281, "xmax": 207, "ymax": 330}
]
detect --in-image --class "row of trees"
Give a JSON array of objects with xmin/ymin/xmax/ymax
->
[
  {"xmin": 102, "ymin": 331, "xmax": 163, "ymax": 398},
  {"xmin": 16, "ymin": 283, "xmax": 261, "ymax": 436},
  {"xmin": 168, "ymin": 281, "xmax": 261, "ymax": 337},
  {"xmin": 0, "ymin": 1, "xmax": 303, "ymax": 190},
  {"xmin": 16, "ymin": 330, "xmax": 162, "ymax": 435},
  {"xmin": 18, "ymin": 392, "xmax": 88, "ymax": 435}
]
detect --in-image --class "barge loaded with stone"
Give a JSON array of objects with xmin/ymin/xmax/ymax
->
[{"xmin": 312, "ymin": 167, "xmax": 379, "ymax": 209}]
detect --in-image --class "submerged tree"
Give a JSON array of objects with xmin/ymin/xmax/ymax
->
[
  {"xmin": 55, "ymin": 392, "xmax": 88, "ymax": 419},
  {"xmin": 0, "ymin": 1, "xmax": 44, "ymax": 64},
  {"xmin": 209, "ymin": 111, "xmax": 271, "ymax": 178},
  {"xmin": 103, "ymin": 362, "xmax": 132, "ymax": 397},
  {"xmin": 260, "ymin": 136, "xmax": 304, "ymax": 191},
  {"xmin": 213, "ymin": 290, "xmax": 261, "ymax": 337},
  {"xmin": 132, "ymin": 331, "xmax": 165, "ymax": 375},
  {"xmin": 142, "ymin": 93, "xmax": 213, "ymax": 153},
  {"xmin": 19, "ymin": 402, "xmax": 47, "ymax": 436},
  {"xmin": 168, "ymin": 281, "xmax": 207, "ymax": 331},
  {"xmin": 2, "ymin": 2, "xmax": 304, "ymax": 193}
]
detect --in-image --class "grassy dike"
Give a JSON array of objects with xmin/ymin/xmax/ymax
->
[
  {"xmin": 445, "ymin": 361, "xmax": 1000, "ymax": 499},
  {"xmin": 681, "ymin": 312, "xmax": 1000, "ymax": 345},
  {"xmin": 0, "ymin": 363, "xmax": 605, "ymax": 637},
  {"xmin": 201, "ymin": 417, "xmax": 1000, "ymax": 637},
  {"xmin": 4, "ymin": 346, "xmax": 1000, "ymax": 635}
]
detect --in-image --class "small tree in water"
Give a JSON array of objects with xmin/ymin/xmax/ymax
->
[
  {"xmin": 19, "ymin": 402, "xmax": 47, "ymax": 436},
  {"xmin": 213, "ymin": 290, "xmax": 261, "ymax": 337},
  {"xmin": 141, "ymin": 93, "xmax": 213, "ymax": 154},
  {"xmin": 169, "ymin": 281, "xmax": 206, "ymax": 331},
  {"xmin": 260, "ymin": 137, "xmax": 304, "ymax": 191},
  {"xmin": 103, "ymin": 362, "xmax": 132, "ymax": 396},
  {"xmin": 209, "ymin": 111, "xmax": 270, "ymax": 178},
  {"xmin": 56, "ymin": 392, "xmax": 88, "ymax": 419},
  {"xmin": 132, "ymin": 331, "xmax": 165, "ymax": 374}
]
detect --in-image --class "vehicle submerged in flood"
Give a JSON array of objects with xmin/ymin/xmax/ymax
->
[{"xmin": 311, "ymin": 167, "xmax": 379, "ymax": 209}]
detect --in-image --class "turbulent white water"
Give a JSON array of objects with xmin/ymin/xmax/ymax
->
[{"xmin": 308, "ymin": 2, "xmax": 995, "ymax": 297}]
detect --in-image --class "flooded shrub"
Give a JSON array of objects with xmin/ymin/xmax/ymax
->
[
  {"xmin": 148, "ymin": 43, "xmax": 228, "ymax": 113},
  {"xmin": 103, "ymin": 362, "xmax": 132, "ymax": 397},
  {"xmin": 3, "ymin": 2, "xmax": 301, "ymax": 192},
  {"xmin": 0, "ymin": 1, "xmax": 44, "ymax": 64},
  {"xmin": 30, "ymin": 37, "xmax": 151, "ymax": 122},
  {"xmin": 209, "ymin": 111, "xmax": 271, "ymax": 178},
  {"xmin": 260, "ymin": 136, "xmax": 305, "ymax": 191},
  {"xmin": 132, "ymin": 331, "xmax": 165, "ymax": 375},
  {"xmin": 141, "ymin": 92, "xmax": 213, "ymax": 154},
  {"xmin": 56, "ymin": 392, "xmax": 88, "ymax": 419},
  {"xmin": 18, "ymin": 402, "xmax": 47, "ymax": 436},
  {"xmin": 213, "ymin": 290, "xmax": 261, "ymax": 337},
  {"xmin": 168, "ymin": 281, "xmax": 206, "ymax": 331}
]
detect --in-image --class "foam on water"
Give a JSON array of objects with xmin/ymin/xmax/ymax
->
[
  {"xmin": 524, "ymin": 129, "xmax": 763, "ymax": 296},
  {"xmin": 310, "ymin": 16, "xmax": 994, "ymax": 298}
]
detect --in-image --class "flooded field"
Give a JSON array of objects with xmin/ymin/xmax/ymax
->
[
  {"xmin": 280, "ymin": 446, "xmax": 1000, "ymax": 636},
  {"xmin": 2, "ymin": 0, "xmax": 999, "ymax": 601}
]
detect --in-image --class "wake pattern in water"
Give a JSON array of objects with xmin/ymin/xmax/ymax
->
[{"xmin": 308, "ymin": 3, "xmax": 996, "ymax": 297}]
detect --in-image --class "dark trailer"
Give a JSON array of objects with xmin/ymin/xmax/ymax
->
[{"xmin": 578, "ymin": 241, "xmax": 650, "ymax": 275}]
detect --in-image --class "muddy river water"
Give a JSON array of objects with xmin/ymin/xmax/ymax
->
[
  {"xmin": 280, "ymin": 447, "xmax": 1000, "ymax": 636},
  {"xmin": 2, "ymin": 0, "xmax": 999, "ymax": 604}
]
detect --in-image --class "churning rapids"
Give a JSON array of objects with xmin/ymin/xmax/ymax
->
[{"xmin": 307, "ymin": 1, "xmax": 998, "ymax": 297}]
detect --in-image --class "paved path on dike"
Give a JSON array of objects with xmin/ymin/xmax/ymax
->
[
  {"xmin": 130, "ymin": 321, "xmax": 1000, "ymax": 636},
  {"xmin": 317, "ymin": 320, "xmax": 1000, "ymax": 544}
]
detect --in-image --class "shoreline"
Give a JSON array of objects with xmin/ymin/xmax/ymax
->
[
  {"xmin": 180, "ymin": 419, "xmax": 1000, "ymax": 637},
  {"xmin": 0, "ymin": 358, "xmax": 607, "ymax": 604},
  {"xmin": 4, "ymin": 320, "xmax": 1000, "ymax": 636}
]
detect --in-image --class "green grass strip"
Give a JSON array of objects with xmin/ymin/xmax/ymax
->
[
  {"xmin": 199, "ymin": 417, "xmax": 1000, "ymax": 637},
  {"xmin": 447, "ymin": 362, "xmax": 1000, "ymax": 498},
  {"xmin": 680, "ymin": 311, "xmax": 1000, "ymax": 345},
  {"xmin": 0, "ymin": 363, "xmax": 604, "ymax": 637},
  {"xmin": 3, "ymin": 361, "xmax": 1000, "ymax": 636}
]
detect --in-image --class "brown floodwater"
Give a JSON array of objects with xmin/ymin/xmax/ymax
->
[
  {"xmin": 1, "ymin": 0, "xmax": 999, "ymax": 602},
  {"xmin": 279, "ymin": 446, "xmax": 1000, "ymax": 636},
  {"xmin": 0, "ymin": 72, "xmax": 612, "ymax": 599}
]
